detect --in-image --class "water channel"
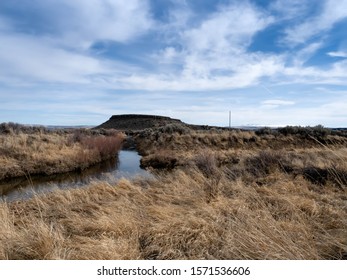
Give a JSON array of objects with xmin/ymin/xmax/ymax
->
[{"xmin": 0, "ymin": 150, "xmax": 151, "ymax": 202}]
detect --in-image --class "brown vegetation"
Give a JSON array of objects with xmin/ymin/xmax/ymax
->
[
  {"xmin": 0, "ymin": 123, "xmax": 346, "ymax": 260},
  {"xmin": 0, "ymin": 161, "xmax": 346, "ymax": 259},
  {"xmin": 0, "ymin": 123, "xmax": 125, "ymax": 181},
  {"xmin": 135, "ymin": 124, "xmax": 347, "ymax": 154}
]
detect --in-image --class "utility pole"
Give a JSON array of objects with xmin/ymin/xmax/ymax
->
[{"xmin": 229, "ymin": 110, "xmax": 231, "ymax": 129}]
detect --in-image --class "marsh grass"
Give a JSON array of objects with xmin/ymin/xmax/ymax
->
[
  {"xmin": 1, "ymin": 124, "xmax": 346, "ymax": 260},
  {"xmin": 0, "ymin": 126, "xmax": 125, "ymax": 180},
  {"xmin": 0, "ymin": 164, "xmax": 346, "ymax": 260}
]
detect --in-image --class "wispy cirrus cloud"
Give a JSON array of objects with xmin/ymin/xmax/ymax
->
[
  {"xmin": 262, "ymin": 99, "xmax": 295, "ymax": 106},
  {"xmin": 327, "ymin": 51, "xmax": 347, "ymax": 58},
  {"xmin": 270, "ymin": 0, "xmax": 312, "ymax": 20},
  {"xmin": 284, "ymin": 0, "xmax": 347, "ymax": 45},
  {"xmin": 0, "ymin": 0, "xmax": 154, "ymax": 86},
  {"xmin": 0, "ymin": 0, "xmax": 153, "ymax": 48},
  {"xmin": 0, "ymin": 33, "xmax": 105, "ymax": 84}
]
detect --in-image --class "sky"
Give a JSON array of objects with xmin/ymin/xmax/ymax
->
[{"xmin": 0, "ymin": 0, "xmax": 347, "ymax": 127}]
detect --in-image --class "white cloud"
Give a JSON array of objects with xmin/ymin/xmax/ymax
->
[
  {"xmin": 0, "ymin": 32, "xmax": 142, "ymax": 85},
  {"xmin": 166, "ymin": 0, "xmax": 192, "ymax": 29},
  {"xmin": 327, "ymin": 51, "xmax": 347, "ymax": 58},
  {"xmin": 281, "ymin": 59, "xmax": 347, "ymax": 86},
  {"xmin": 0, "ymin": 0, "xmax": 155, "ymax": 86},
  {"xmin": 284, "ymin": 0, "xmax": 347, "ymax": 45},
  {"xmin": 292, "ymin": 41, "xmax": 323, "ymax": 66},
  {"xmin": 1, "ymin": 0, "xmax": 153, "ymax": 49},
  {"xmin": 154, "ymin": 47, "xmax": 182, "ymax": 64},
  {"xmin": 262, "ymin": 100, "xmax": 295, "ymax": 106},
  {"xmin": 143, "ymin": 1, "xmax": 279, "ymax": 91},
  {"xmin": 107, "ymin": 53, "xmax": 284, "ymax": 91},
  {"xmin": 141, "ymin": 0, "xmax": 347, "ymax": 92},
  {"xmin": 1, "ymin": 0, "xmax": 345, "ymax": 93},
  {"xmin": 183, "ymin": 2, "xmax": 273, "ymax": 53},
  {"xmin": 60, "ymin": 0, "xmax": 153, "ymax": 47},
  {"xmin": 270, "ymin": 0, "xmax": 311, "ymax": 20}
]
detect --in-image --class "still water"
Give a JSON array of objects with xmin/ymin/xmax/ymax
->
[{"xmin": 0, "ymin": 150, "xmax": 151, "ymax": 201}]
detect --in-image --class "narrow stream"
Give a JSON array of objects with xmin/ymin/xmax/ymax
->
[{"xmin": 0, "ymin": 150, "xmax": 151, "ymax": 202}]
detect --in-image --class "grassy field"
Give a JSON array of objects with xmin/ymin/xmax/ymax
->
[
  {"xmin": 0, "ymin": 123, "xmax": 124, "ymax": 181},
  {"xmin": 0, "ymin": 123, "xmax": 346, "ymax": 259}
]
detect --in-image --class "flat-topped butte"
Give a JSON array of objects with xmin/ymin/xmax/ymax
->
[{"xmin": 96, "ymin": 114, "xmax": 185, "ymax": 131}]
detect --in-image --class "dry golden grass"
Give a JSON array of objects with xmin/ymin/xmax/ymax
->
[
  {"xmin": 135, "ymin": 126, "xmax": 347, "ymax": 156},
  {"xmin": 0, "ymin": 162, "xmax": 346, "ymax": 259},
  {"xmin": 1, "ymin": 125, "xmax": 346, "ymax": 260},
  {"xmin": 0, "ymin": 128, "xmax": 125, "ymax": 181}
]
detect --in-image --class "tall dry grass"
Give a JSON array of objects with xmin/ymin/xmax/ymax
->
[
  {"xmin": 0, "ymin": 162, "xmax": 346, "ymax": 259},
  {"xmin": 0, "ymin": 126, "xmax": 125, "ymax": 180},
  {"xmin": 135, "ymin": 125, "xmax": 347, "ymax": 156},
  {"xmin": 1, "ymin": 124, "xmax": 346, "ymax": 260}
]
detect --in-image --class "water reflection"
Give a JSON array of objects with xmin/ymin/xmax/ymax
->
[{"xmin": 0, "ymin": 150, "xmax": 150, "ymax": 201}]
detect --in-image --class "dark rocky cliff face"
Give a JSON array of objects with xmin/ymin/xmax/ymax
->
[{"xmin": 95, "ymin": 114, "xmax": 184, "ymax": 131}]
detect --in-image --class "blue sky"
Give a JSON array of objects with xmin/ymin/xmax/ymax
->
[{"xmin": 0, "ymin": 0, "xmax": 347, "ymax": 127}]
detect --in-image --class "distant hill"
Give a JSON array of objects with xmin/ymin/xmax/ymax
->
[{"xmin": 95, "ymin": 114, "xmax": 186, "ymax": 131}]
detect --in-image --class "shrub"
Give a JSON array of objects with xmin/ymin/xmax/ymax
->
[
  {"xmin": 278, "ymin": 125, "xmax": 331, "ymax": 138},
  {"xmin": 0, "ymin": 122, "xmax": 47, "ymax": 134},
  {"xmin": 159, "ymin": 124, "xmax": 190, "ymax": 134},
  {"xmin": 311, "ymin": 125, "xmax": 331, "ymax": 138},
  {"xmin": 327, "ymin": 167, "xmax": 347, "ymax": 189},
  {"xmin": 255, "ymin": 127, "xmax": 274, "ymax": 136},
  {"xmin": 140, "ymin": 152, "xmax": 178, "ymax": 169},
  {"xmin": 69, "ymin": 130, "xmax": 85, "ymax": 143},
  {"xmin": 193, "ymin": 151, "xmax": 219, "ymax": 178},
  {"xmin": 302, "ymin": 167, "xmax": 328, "ymax": 185},
  {"xmin": 245, "ymin": 150, "xmax": 284, "ymax": 178},
  {"xmin": 0, "ymin": 123, "xmax": 12, "ymax": 134},
  {"xmin": 81, "ymin": 134, "xmax": 124, "ymax": 159}
]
